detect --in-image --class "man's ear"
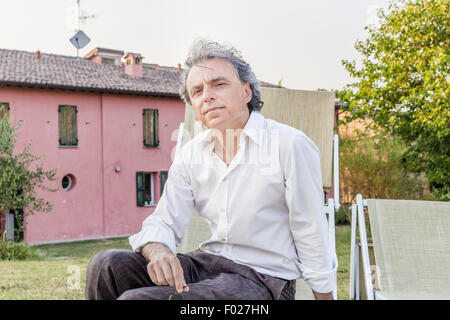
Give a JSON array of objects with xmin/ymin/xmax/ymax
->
[{"xmin": 244, "ymin": 83, "xmax": 252, "ymax": 104}]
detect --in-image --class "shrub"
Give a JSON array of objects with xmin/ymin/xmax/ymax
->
[
  {"xmin": 339, "ymin": 130, "xmax": 430, "ymax": 204},
  {"xmin": 335, "ymin": 204, "xmax": 351, "ymax": 225},
  {"xmin": 0, "ymin": 232, "xmax": 40, "ymax": 260}
]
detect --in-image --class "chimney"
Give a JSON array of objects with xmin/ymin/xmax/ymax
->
[
  {"xmin": 177, "ymin": 63, "xmax": 181, "ymax": 70},
  {"xmin": 36, "ymin": 50, "xmax": 41, "ymax": 59},
  {"xmin": 123, "ymin": 52, "xmax": 143, "ymax": 77}
]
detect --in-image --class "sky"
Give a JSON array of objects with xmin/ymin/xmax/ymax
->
[{"xmin": 0, "ymin": 0, "xmax": 390, "ymax": 91}]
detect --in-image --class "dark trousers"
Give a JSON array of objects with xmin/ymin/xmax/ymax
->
[{"xmin": 85, "ymin": 249, "xmax": 296, "ymax": 300}]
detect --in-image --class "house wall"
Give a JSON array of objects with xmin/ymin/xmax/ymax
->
[{"xmin": 0, "ymin": 86, "xmax": 184, "ymax": 244}]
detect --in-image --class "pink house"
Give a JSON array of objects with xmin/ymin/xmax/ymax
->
[
  {"xmin": 0, "ymin": 47, "xmax": 287, "ymax": 244},
  {"xmin": 0, "ymin": 47, "xmax": 187, "ymax": 244}
]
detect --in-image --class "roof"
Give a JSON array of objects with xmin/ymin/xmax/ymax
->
[{"xmin": 0, "ymin": 48, "xmax": 280, "ymax": 98}]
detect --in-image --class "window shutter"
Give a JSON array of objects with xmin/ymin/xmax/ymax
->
[
  {"xmin": 136, "ymin": 172, "xmax": 145, "ymax": 207},
  {"xmin": 0, "ymin": 103, "xmax": 9, "ymax": 120},
  {"xmin": 143, "ymin": 109, "xmax": 159, "ymax": 147},
  {"xmin": 59, "ymin": 105, "xmax": 78, "ymax": 146},
  {"xmin": 160, "ymin": 171, "xmax": 168, "ymax": 196},
  {"xmin": 154, "ymin": 109, "xmax": 159, "ymax": 147},
  {"xmin": 143, "ymin": 109, "xmax": 151, "ymax": 147}
]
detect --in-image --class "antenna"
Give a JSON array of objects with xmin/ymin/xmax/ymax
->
[
  {"xmin": 68, "ymin": 0, "xmax": 97, "ymax": 57},
  {"xmin": 77, "ymin": 0, "xmax": 97, "ymax": 30}
]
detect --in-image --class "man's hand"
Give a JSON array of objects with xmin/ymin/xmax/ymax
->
[
  {"xmin": 312, "ymin": 290, "xmax": 333, "ymax": 300},
  {"xmin": 140, "ymin": 242, "xmax": 189, "ymax": 294}
]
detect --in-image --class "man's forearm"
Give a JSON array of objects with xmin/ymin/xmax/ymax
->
[
  {"xmin": 312, "ymin": 290, "xmax": 333, "ymax": 300},
  {"xmin": 140, "ymin": 242, "xmax": 174, "ymax": 261}
]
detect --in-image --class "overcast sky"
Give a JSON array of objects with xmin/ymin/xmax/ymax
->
[{"xmin": 1, "ymin": 0, "xmax": 390, "ymax": 91}]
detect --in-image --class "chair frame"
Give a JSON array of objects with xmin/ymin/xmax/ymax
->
[
  {"xmin": 175, "ymin": 121, "xmax": 340, "ymax": 300},
  {"xmin": 349, "ymin": 194, "xmax": 391, "ymax": 300},
  {"xmin": 349, "ymin": 195, "xmax": 373, "ymax": 300}
]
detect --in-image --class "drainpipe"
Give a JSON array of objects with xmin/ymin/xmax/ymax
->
[{"xmin": 100, "ymin": 93, "xmax": 106, "ymax": 236}]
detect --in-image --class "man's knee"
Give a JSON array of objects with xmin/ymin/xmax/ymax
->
[
  {"xmin": 85, "ymin": 249, "xmax": 139, "ymax": 300},
  {"xmin": 86, "ymin": 249, "xmax": 138, "ymax": 285},
  {"xmin": 87, "ymin": 249, "xmax": 119, "ymax": 275}
]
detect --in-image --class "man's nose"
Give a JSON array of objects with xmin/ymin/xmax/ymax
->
[{"xmin": 201, "ymin": 87, "xmax": 215, "ymax": 103}]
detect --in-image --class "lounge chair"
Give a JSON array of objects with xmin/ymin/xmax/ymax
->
[{"xmin": 350, "ymin": 194, "xmax": 450, "ymax": 300}]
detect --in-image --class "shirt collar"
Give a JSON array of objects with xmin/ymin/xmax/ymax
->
[
  {"xmin": 199, "ymin": 111, "xmax": 265, "ymax": 147},
  {"xmin": 241, "ymin": 111, "xmax": 265, "ymax": 146}
]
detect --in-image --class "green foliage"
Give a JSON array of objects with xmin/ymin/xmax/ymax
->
[
  {"xmin": 0, "ymin": 232, "xmax": 40, "ymax": 260},
  {"xmin": 0, "ymin": 118, "xmax": 58, "ymax": 235},
  {"xmin": 335, "ymin": 205, "xmax": 351, "ymax": 225},
  {"xmin": 339, "ymin": 0, "xmax": 450, "ymax": 200},
  {"xmin": 339, "ymin": 130, "xmax": 430, "ymax": 204}
]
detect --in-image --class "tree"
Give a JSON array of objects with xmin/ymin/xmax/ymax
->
[
  {"xmin": 339, "ymin": 0, "xmax": 449, "ymax": 200},
  {"xmin": 0, "ymin": 118, "xmax": 58, "ymax": 239}
]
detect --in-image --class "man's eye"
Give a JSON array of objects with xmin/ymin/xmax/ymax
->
[{"xmin": 193, "ymin": 89, "xmax": 202, "ymax": 95}]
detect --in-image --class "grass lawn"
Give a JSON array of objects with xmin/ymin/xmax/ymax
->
[{"xmin": 0, "ymin": 225, "xmax": 351, "ymax": 300}]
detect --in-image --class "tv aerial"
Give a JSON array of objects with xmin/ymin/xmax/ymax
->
[{"xmin": 68, "ymin": 0, "xmax": 97, "ymax": 57}]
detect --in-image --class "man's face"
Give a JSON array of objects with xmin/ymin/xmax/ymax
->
[{"xmin": 186, "ymin": 58, "xmax": 252, "ymax": 131}]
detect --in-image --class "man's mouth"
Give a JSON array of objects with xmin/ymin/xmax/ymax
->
[{"xmin": 204, "ymin": 106, "xmax": 224, "ymax": 115}]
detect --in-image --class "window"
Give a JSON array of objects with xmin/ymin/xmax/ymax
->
[
  {"xmin": 62, "ymin": 174, "xmax": 76, "ymax": 191},
  {"xmin": 102, "ymin": 57, "xmax": 115, "ymax": 65},
  {"xmin": 0, "ymin": 102, "xmax": 9, "ymax": 120},
  {"xmin": 58, "ymin": 105, "xmax": 78, "ymax": 146},
  {"xmin": 143, "ymin": 109, "xmax": 159, "ymax": 147},
  {"xmin": 136, "ymin": 172, "xmax": 155, "ymax": 207},
  {"xmin": 160, "ymin": 171, "xmax": 168, "ymax": 196}
]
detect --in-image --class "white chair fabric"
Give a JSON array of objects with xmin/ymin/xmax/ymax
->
[{"xmin": 367, "ymin": 199, "xmax": 450, "ymax": 300}]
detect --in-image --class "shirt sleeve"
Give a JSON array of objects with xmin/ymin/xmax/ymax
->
[
  {"xmin": 283, "ymin": 132, "xmax": 338, "ymax": 294},
  {"xmin": 128, "ymin": 150, "xmax": 196, "ymax": 256}
]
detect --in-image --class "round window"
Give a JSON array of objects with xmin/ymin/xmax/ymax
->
[{"xmin": 62, "ymin": 174, "xmax": 76, "ymax": 191}]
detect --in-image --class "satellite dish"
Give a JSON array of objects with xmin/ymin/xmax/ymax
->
[{"xmin": 69, "ymin": 30, "xmax": 90, "ymax": 49}]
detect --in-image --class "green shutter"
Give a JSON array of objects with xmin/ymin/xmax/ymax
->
[
  {"xmin": 0, "ymin": 103, "xmax": 9, "ymax": 120},
  {"xmin": 136, "ymin": 172, "xmax": 145, "ymax": 206},
  {"xmin": 143, "ymin": 109, "xmax": 159, "ymax": 147},
  {"xmin": 58, "ymin": 105, "xmax": 78, "ymax": 146},
  {"xmin": 154, "ymin": 109, "xmax": 159, "ymax": 147},
  {"xmin": 160, "ymin": 171, "xmax": 168, "ymax": 196}
]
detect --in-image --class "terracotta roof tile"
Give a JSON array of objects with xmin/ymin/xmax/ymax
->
[{"xmin": 0, "ymin": 48, "xmax": 279, "ymax": 97}]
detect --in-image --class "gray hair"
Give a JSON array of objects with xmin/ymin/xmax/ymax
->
[{"xmin": 179, "ymin": 39, "xmax": 263, "ymax": 112}]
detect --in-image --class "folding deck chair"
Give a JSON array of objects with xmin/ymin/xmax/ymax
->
[
  {"xmin": 175, "ymin": 87, "xmax": 340, "ymax": 300},
  {"xmin": 350, "ymin": 194, "xmax": 450, "ymax": 300}
]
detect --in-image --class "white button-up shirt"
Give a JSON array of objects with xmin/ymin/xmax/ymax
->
[{"xmin": 129, "ymin": 111, "xmax": 337, "ymax": 293}]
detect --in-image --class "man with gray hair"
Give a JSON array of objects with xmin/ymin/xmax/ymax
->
[{"xmin": 85, "ymin": 39, "xmax": 336, "ymax": 300}]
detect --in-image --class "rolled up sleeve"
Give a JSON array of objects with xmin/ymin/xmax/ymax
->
[
  {"xmin": 129, "ymin": 151, "xmax": 196, "ymax": 256},
  {"xmin": 283, "ymin": 132, "xmax": 338, "ymax": 293}
]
